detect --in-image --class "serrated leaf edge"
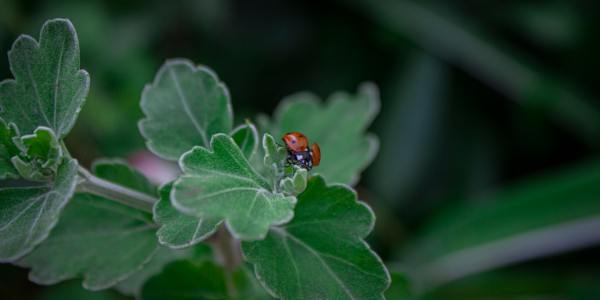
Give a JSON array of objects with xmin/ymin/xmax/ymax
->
[
  {"xmin": 1, "ymin": 18, "xmax": 90, "ymax": 138},
  {"xmin": 2, "ymin": 159, "xmax": 78, "ymax": 263},
  {"xmin": 153, "ymin": 183, "xmax": 223, "ymax": 249},
  {"xmin": 243, "ymin": 176, "xmax": 391, "ymax": 299},
  {"xmin": 271, "ymin": 83, "xmax": 381, "ymax": 186},
  {"xmin": 138, "ymin": 58, "xmax": 233, "ymax": 161},
  {"xmin": 230, "ymin": 122, "xmax": 259, "ymax": 159},
  {"xmin": 171, "ymin": 133, "xmax": 296, "ymax": 241}
]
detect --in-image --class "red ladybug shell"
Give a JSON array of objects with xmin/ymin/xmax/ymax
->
[
  {"xmin": 311, "ymin": 143, "xmax": 321, "ymax": 166},
  {"xmin": 282, "ymin": 132, "xmax": 309, "ymax": 152}
]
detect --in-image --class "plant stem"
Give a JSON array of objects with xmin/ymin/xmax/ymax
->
[
  {"xmin": 77, "ymin": 166, "xmax": 157, "ymax": 213},
  {"xmin": 210, "ymin": 226, "xmax": 241, "ymax": 298}
]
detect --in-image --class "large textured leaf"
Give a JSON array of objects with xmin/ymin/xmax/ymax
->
[
  {"xmin": 0, "ymin": 159, "xmax": 77, "ymax": 262},
  {"xmin": 0, "ymin": 118, "xmax": 19, "ymax": 179},
  {"xmin": 269, "ymin": 83, "xmax": 379, "ymax": 185},
  {"xmin": 243, "ymin": 176, "xmax": 390, "ymax": 300},
  {"xmin": 0, "ymin": 18, "xmax": 89, "ymax": 138},
  {"xmin": 91, "ymin": 159, "xmax": 157, "ymax": 196},
  {"xmin": 139, "ymin": 59, "xmax": 232, "ymax": 160},
  {"xmin": 141, "ymin": 260, "xmax": 270, "ymax": 300},
  {"xmin": 115, "ymin": 244, "xmax": 212, "ymax": 297},
  {"xmin": 172, "ymin": 134, "xmax": 296, "ymax": 240},
  {"xmin": 18, "ymin": 161, "xmax": 159, "ymax": 290},
  {"xmin": 154, "ymin": 183, "xmax": 221, "ymax": 249},
  {"xmin": 36, "ymin": 281, "xmax": 130, "ymax": 300},
  {"xmin": 405, "ymin": 160, "xmax": 600, "ymax": 287}
]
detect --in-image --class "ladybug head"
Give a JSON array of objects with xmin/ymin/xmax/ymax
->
[{"xmin": 282, "ymin": 132, "xmax": 309, "ymax": 152}]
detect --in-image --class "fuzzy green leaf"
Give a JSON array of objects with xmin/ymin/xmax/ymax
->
[
  {"xmin": 154, "ymin": 183, "xmax": 221, "ymax": 249},
  {"xmin": 0, "ymin": 118, "xmax": 20, "ymax": 179},
  {"xmin": 36, "ymin": 281, "xmax": 130, "ymax": 300},
  {"xmin": 115, "ymin": 244, "xmax": 212, "ymax": 297},
  {"xmin": 18, "ymin": 161, "xmax": 159, "ymax": 290},
  {"xmin": 231, "ymin": 122, "xmax": 259, "ymax": 160},
  {"xmin": 139, "ymin": 59, "xmax": 233, "ymax": 161},
  {"xmin": 0, "ymin": 159, "xmax": 78, "ymax": 261},
  {"xmin": 91, "ymin": 159, "xmax": 157, "ymax": 196},
  {"xmin": 172, "ymin": 134, "xmax": 296, "ymax": 240},
  {"xmin": 269, "ymin": 83, "xmax": 380, "ymax": 185},
  {"xmin": 280, "ymin": 167, "xmax": 308, "ymax": 196},
  {"xmin": 243, "ymin": 176, "xmax": 390, "ymax": 300},
  {"xmin": 0, "ymin": 18, "xmax": 89, "ymax": 138},
  {"xmin": 253, "ymin": 133, "xmax": 287, "ymax": 184},
  {"xmin": 12, "ymin": 127, "xmax": 62, "ymax": 181},
  {"xmin": 141, "ymin": 260, "xmax": 270, "ymax": 300},
  {"xmin": 263, "ymin": 133, "xmax": 286, "ymax": 167}
]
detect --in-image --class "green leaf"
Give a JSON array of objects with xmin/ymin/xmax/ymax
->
[
  {"xmin": 172, "ymin": 134, "xmax": 296, "ymax": 240},
  {"xmin": 0, "ymin": 118, "xmax": 20, "ymax": 179},
  {"xmin": 280, "ymin": 167, "xmax": 307, "ymax": 196},
  {"xmin": 0, "ymin": 18, "xmax": 89, "ymax": 138},
  {"xmin": 231, "ymin": 122, "xmax": 259, "ymax": 160},
  {"xmin": 242, "ymin": 176, "xmax": 390, "ymax": 300},
  {"xmin": 18, "ymin": 161, "xmax": 159, "ymax": 290},
  {"xmin": 262, "ymin": 133, "xmax": 287, "ymax": 181},
  {"xmin": 141, "ymin": 260, "xmax": 270, "ymax": 300},
  {"xmin": 12, "ymin": 126, "xmax": 62, "ymax": 181},
  {"xmin": 115, "ymin": 244, "xmax": 212, "ymax": 297},
  {"xmin": 0, "ymin": 159, "xmax": 78, "ymax": 261},
  {"xmin": 154, "ymin": 183, "xmax": 221, "ymax": 249},
  {"xmin": 269, "ymin": 83, "xmax": 379, "ymax": 185},
  {"xmin": 405, "ymin": 160, "xmax": 600, "ymax": 287},
  {"xmin": 139, "ymin": 59, "xmax": 233, "ymax": 160},
  {"xmin": 36, "ymin": 281, "xmax": 130, "ymax": 300},
  {"xmin": 262, "ymin": 133, "xmax": 285, "ymax": 162},
  {"xmin": 91, "ymin": 159, "xmax": 157, "ymax": 196}
]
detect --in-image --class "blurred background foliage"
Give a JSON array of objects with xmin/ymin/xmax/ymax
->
[{"xmin": 1, "ymin": 0, "xmax": 600, "ymax": 299}]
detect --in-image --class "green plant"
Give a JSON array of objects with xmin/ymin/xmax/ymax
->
[{"xmin": 0, "ymin": 18, "xmax": 390, "ymax": 299}]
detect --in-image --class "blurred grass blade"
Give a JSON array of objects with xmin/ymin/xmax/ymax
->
[
  {"xmin": 404, "ymin": 160, "xmax": 600, "ymax": 288},
  {"xmin": 341, "ymin": 0, "xmax": 600, "ymax": 142},
  {"xmin": 422, "ymin": 268, "xmax": 600, "ymax": 299},
  {"xmin": 369, "ymin": 54, "xmax": 445, "ymax": 206},
  {"xmin": 420, "ymin": 217, "xmax": 600, "ymax": 288}
]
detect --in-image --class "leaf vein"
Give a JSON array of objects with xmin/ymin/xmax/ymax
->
[
  {"xmin": 25, "ymin": 58, "xmax": 51, "ymax": 127},
  {"xmin": 52, "ymin": 36, "xmax": 66, "ymax": 130},
  {"xmin": 276, "ymin": 228, "xmax": 357, "ymax": 300},
  {"xmin": 24, "ymin": 191, "xmax": 52, "ymax": 245},
  {"xmin": 169, "ymin": 68, "xmax": 209, "ymax": 146},
  {"xmin": 0, "ymin": 195, "xmax": 40, "ymax": 231},
  {"xmin": 281, "ymin": 233, "xmax": 303, "ymax": 299}
]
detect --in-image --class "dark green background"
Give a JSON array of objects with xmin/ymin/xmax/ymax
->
[{"xmin": 1, "ymin": 0, "xmax": 599, "ymax": 299}]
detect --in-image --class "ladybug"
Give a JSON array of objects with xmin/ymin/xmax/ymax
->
[{"xmin": 282, "ymin": 132, "xmax": 321, "ymax": 170}]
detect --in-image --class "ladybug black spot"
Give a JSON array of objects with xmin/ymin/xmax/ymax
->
[{"xmin": 286, "ymin": 149, "xmax": 313, "ymax": 170}]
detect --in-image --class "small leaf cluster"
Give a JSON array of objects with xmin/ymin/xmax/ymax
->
[{"xmin": 0, "ymin": 18, "xmax": 390, "ymax": 299}]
